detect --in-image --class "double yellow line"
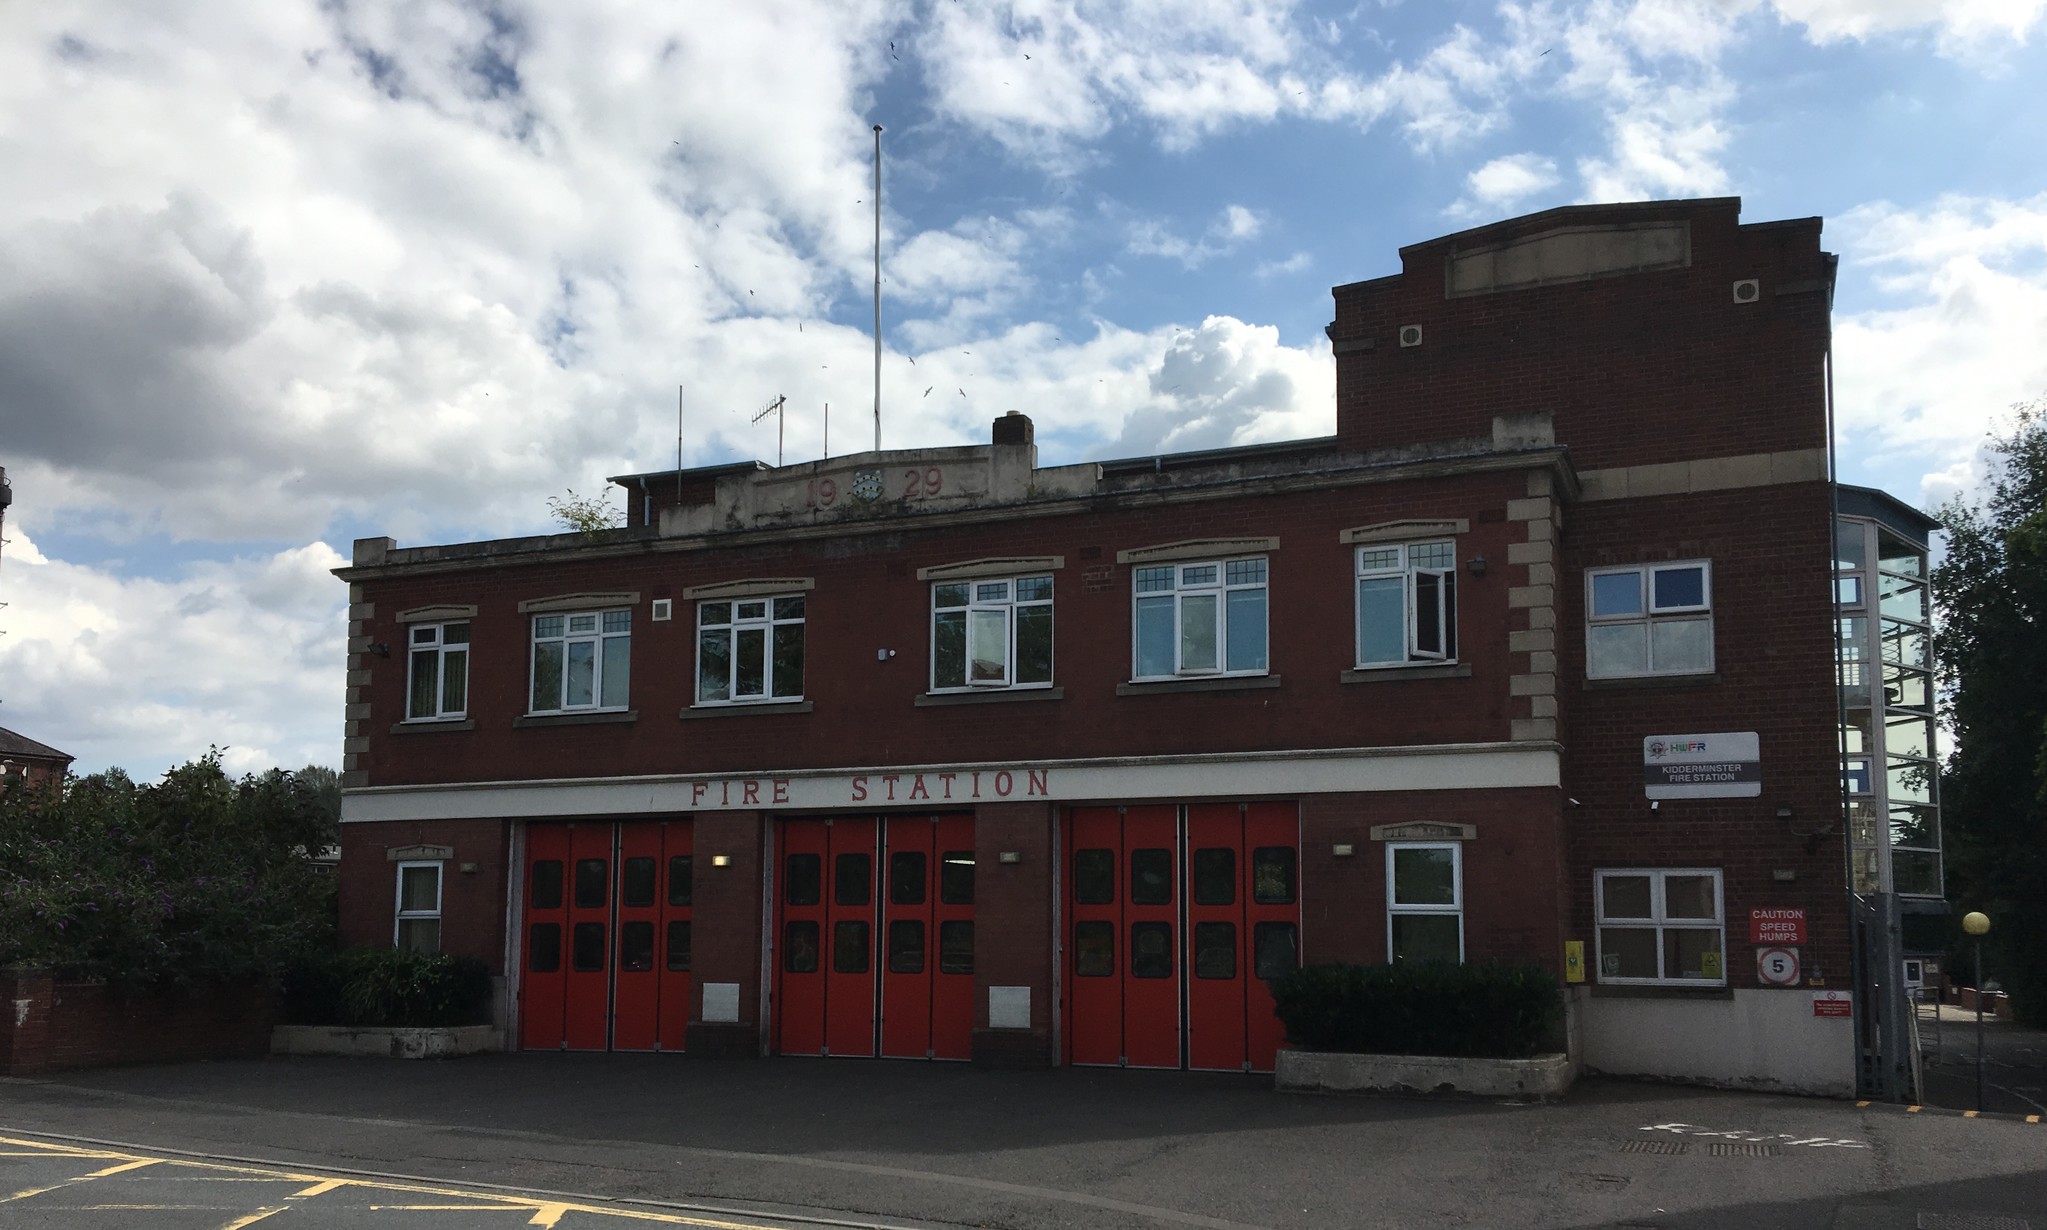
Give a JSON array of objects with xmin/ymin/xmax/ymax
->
[{"xmin": 0, "ymin": 1134, "xmax": 787, "ymax": 1228}]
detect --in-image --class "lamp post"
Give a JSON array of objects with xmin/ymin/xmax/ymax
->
[{"xmin": 1962, "ymin": 910, "xmax": 1991, "ymax": 1112}]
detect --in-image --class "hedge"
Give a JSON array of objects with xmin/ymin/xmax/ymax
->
[
  {"xmin": 284, "ymin": 949, "xmax": 491, "ymax": 1029},
  {"xmin": 1269, "ymin": 961, "xmax": 1562, "ymax": 1059}
]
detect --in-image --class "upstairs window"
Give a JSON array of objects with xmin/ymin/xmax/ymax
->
[
  {"xmin": 406, "ymin": 622, "xmax": 470, "ymax": 720},
  {"xmin": 1586, "ymin": 562, "xmax": 1712, "ymax": 678},
  {"xmin": 530, "ymin": 610, "xmax": 631, "ymax": 713},
  {"xmin": 697, "ymin": 596, "xmax": 805, "ymax": 704},
  {"xmin": 931, "ymin": 576, "xmax": 1052, "ymax": 690},
  {"xmin": 1356, "ymin": 541, "xmax": 1457, "ymax": 667},
  {"xmin": 1132, "ymin": 558, "xmax": 1268, "ymax": 679}
]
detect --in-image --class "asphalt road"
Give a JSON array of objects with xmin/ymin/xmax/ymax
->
[{"xmin": 3, "ymin": 1055, "xmax": 2043, "ymax": 1230}]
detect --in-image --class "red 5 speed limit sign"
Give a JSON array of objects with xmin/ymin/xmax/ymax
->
[{"xmin": 1757, "ymin": 946, "xmax": 1801, "ymax": 987}]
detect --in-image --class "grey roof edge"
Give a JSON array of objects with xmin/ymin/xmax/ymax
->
[
  {"xmin": 1837, "ymin": 483, "xmax": 1942, "ymax": 545},
  {"xmin": 0, "ymin": 726, "xmax": 74, "ymax": 763}
]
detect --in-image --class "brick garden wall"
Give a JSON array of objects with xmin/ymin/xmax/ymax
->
[{"xmin": 1, "ymin": 969, "xmax": 277, "ymax": 1075}]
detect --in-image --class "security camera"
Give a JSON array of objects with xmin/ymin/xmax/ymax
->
[
  {"xmin": 1650, "ymin": 800, "xmax": 1660, "ymax": 811},
  {"xmin": 1568, "ymin": 798, "xmax": 1582, "ymax": 808}
]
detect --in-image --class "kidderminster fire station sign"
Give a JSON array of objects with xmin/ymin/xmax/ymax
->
[{"xmin": 1643, "ymin": 732, "xmax": 1761, "ymax": 799}]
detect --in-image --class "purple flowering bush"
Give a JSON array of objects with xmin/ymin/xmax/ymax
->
[{"xmin": 0, "ymin": 752, "xmax": 337, "ymax": 988}]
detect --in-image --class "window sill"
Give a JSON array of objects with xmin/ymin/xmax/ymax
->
[
  {"xmin": 513, "ymin": 710, "xmax": 637, "ymax": 727},
  {"xmin": 1589, "ymin": 982, "xmax": 1733, "ymax": 1000},
  {"xmin": 916, "ymin": 687, "xmax": 1064, "ymax": 707},
  {"xmin": 389, "ymin": 719, "xmax": 476, "ymax": 734},
  {"xmin": 680, "ymin": 700, "xmax": 814, "ymax": 719},
  {"xmin": 1341, "ymin": 663, "xmax": 1472, "ymax": 684},
  {"xmin": 1583, "ymin": 672, "xmax": 1719, "ymax": 690},
  {"xmin": 1117, "ymin": 675, "xmax": 1281, "ymax": 696}
]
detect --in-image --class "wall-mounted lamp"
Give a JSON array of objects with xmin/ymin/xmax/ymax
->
[
  {"xmin": 1465, "ymin": 555, "xmax": 1488, "ymax": 576},
  {"xmin": 997, "ymin": 851, "xmax": 1022, "ymax": 864},
  {"xmin": 1331, "ymin": 843, "xmax": 1356, "ymax": 857},
  {"xmin": 711, "ymin": 854, "xmax": 732, "ymax": 868},
  {"xmin": 459, "ymin": 862, "xmax": 478, "ymax": 874},
  {"xmin": 368, "ymin": 642, "xmax": 391, "ymax": 658},
  {"xmin": 1776, "ymin": 806, "xmax": 1795, "ymax": 820}
]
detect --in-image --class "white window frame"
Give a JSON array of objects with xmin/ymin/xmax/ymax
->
[
  {"xmin": 1130, "ymin": 557, "xmax": 1269, "ymax": 680},
  {"xmin": 930, "ymin": 575, "xmax": 1054, "ymax": 692},
  {"xmin": 1386, "ymin": 841, "xmax": 1464, "ymax": 963},
  {"xmin": 695, "ymin": 594, "xmax": 805, "ymax": 705},
  {"xmin": 529, "ymin": 609, "xmax": 631, "ymax": 714},
  {"xmin": 393, "ymin": 860, "xmax": 443, "ymax": 953},
  {"xmin": 1355, "ymin": 541, "xmax": 1458, "ymax": 668},
  {"xmin": 1593, "ymin": 867, "xmax": 1726, "ymax": 986},
  {"xmin": 1585, "ymin": 560, "xmax": 1714, "ymax": 678},
  {"xmin": 404, "ymin": 621, "xmax": 470, "ymax": 721}
]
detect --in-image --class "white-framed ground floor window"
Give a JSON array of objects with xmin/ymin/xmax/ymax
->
[
  {"xmin": 1594, "ymin": 868, "xmax": 1724, "ymax": 984},
  {"xmin": 1387, "ymin": 842, "xmax": 1462, "ymax": 963},
  {"xmin": 395, "ymin": 860, "xmax": 443, "ymax": 953}
]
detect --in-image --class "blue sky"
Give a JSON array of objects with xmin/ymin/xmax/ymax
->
[{"xmin": 2, "ymin": 0, "xmax": 2045, "ymax": 777}]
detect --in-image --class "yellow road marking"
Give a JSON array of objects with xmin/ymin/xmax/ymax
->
[
  {"xmin": 1855, "ymin": 1100, "xmax": 1870, "ymax": 1108},
  {"xmin": 1963, "ymin": 1110, "xmax": 1980, "ymax": 1119},
  {"xmin": 0, "ymin": 1132, "xmax": 793, "ymax": 1227},
  {"xmin": 1906, "ymin": 1105, "xmax": 1922, "ymax": 1113},
  {"xmin": 2029, "ymin": 1115, "xmax": 2042, "ymax": 1124},
  {"xmin": 371, "ymin": 1204, "xmax": 530, "ymax": 1211},
  {"xmin": 86, "ymin": 1159, "xmax": 159, "ymax": 1177}
]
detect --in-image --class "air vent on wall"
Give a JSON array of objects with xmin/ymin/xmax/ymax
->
[
  {"xmin": 1398, "ymin": 324, "xmax": 1424, "ymax": 348},
  {"xmin": 651, "ymin": 598, "xmax": 673, "ymax": 622},
  {"xmin": 1731, "ymin": 279, "xmax": 1760, "ymax": 304}
]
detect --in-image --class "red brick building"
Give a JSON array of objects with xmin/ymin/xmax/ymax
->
[
  {"xmin": 335, "ymin": 198, "xmax": 1878, "ymax": 1092},
  {"xmin": 0, "ymin": 726, "xmax": 72, "ymax": 794}
]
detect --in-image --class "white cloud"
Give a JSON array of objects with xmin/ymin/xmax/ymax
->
[
  {"xmin": 1127, "ymin": 204, "xmax": 1269, "ymax": 268},
  {"xmin": 1831, "ymin": 194, "xmax": 2047, "ymax": 500},
  {"xmin": 0, "ymin": 521, "xmax": 347, "ymax": 777},
  {"xmin": 1465, "ymin": 152, "xmax": 1563, "ymax": 210},
  {"xmin": 1769, "ymin": 0, "xmax": 2047, "ymax": 50},
  {"xmin": 1108, "ymin": 315, "xmax": 1334, "ymax": 455}
]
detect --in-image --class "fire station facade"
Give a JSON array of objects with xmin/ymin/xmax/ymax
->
[{"xmin": 336, "ymin": 198, "xmax": 1865, "ymax": 1093}]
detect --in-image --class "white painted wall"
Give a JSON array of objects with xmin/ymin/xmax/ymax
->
[{"xmin": 1580, "ymin": 989, "xmax": 1856, "ymax": 1096}]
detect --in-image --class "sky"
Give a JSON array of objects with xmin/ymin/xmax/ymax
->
[{"xmin": 2, "ymin": 0, "xmax": 2046, "ymax": 779}]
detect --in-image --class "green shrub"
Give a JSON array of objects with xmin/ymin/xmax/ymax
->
[
  {"xmin": 0, "ymin": 755, "xmax": 338, "ymax": 989},
  {"xmin": 1269, "ymin": 960, "xmax": 1562, "ymax": 1059},
  {"xmin": 284, "ymin": 949, "xmax": 490, "ymax": 1028}
]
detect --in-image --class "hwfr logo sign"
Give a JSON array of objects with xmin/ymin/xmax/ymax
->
[{"xmin": 1643, "ymin": 731, "xmax": 1761, "ymax": 799}]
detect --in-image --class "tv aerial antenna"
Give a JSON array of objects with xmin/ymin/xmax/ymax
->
[{"xmin": 752, "ymin": 394, "xmax": 788, "ymax": 467}]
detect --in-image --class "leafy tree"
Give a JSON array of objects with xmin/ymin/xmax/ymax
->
[
  {"xmin": 1934, "ymin": 401, "xmax": 2047, "ymax": 1024},
  {"xmin": 0, "ymin": 753, "xmax": 338, "ymax": 989},
  {"xmin": 547, "ymin": 488, "xmax": 622, "ymax": 534}
]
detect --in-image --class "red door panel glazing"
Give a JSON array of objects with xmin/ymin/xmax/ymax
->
[
  {"xmin": 1185, "ymin": 804, "xmax": 1248, "ymax": 1072},
  {"xmin": 775, "ymin": 820, "xmax": 829, "ymax": 1056},
  {"xmin": 520, "ymin": 825, "xmax": 570, "ymax": 1050},
  {"xmin": 1243, "ymin": 802, "xmax": 1301, "ymax": 1072},
  {"xmin": 880, "ymin": 817, "xmax": 935, "ymax": 1059},
  {"xmin": 611, "ymin": 822, "xmax": 664, "ymax": 1050},
  {"xmin": 563, "ymin": 823, "xmax": 613, "ymax": 1051},
  {"xmin": 1120, "ymin": 805, "xmax": 1181, "ymax": 1069},
  {"xmin": 824, "ymin": 819, "xmax": 879, "ymax": 1056},
  {"xmin": 658, "ymin": 823, "xmax": 694, "ymax": 1053},
  {"xmin": 1064, "ymin": 806, "xmax": 1125, "ymax": 1067},
  {"xmin": 930, "ymin": 814, "xmax": 976, "ymax": 1060}
]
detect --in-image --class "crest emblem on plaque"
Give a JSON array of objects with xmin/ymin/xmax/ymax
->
[{"xmin": 851, "ymin": 469, "xmax": 884, "ymax": 502}]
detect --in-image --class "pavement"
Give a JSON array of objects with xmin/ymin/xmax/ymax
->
[
  {"xmin": 1917, "ymin": 1002, "xmax": 2047, "ymax": 1116},
  {"xmin": 3, "ymin": 1054, "xmax": 2045, "ymax": 1230}
]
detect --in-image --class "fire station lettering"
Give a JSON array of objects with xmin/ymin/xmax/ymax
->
[
  {"xmin": 1643, "ymin": 732, "xmax": 1761, "ymax": 799},
  {"xmin": 691, "ymin": 768, "xmax": 1051, "ymax": 811}
]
